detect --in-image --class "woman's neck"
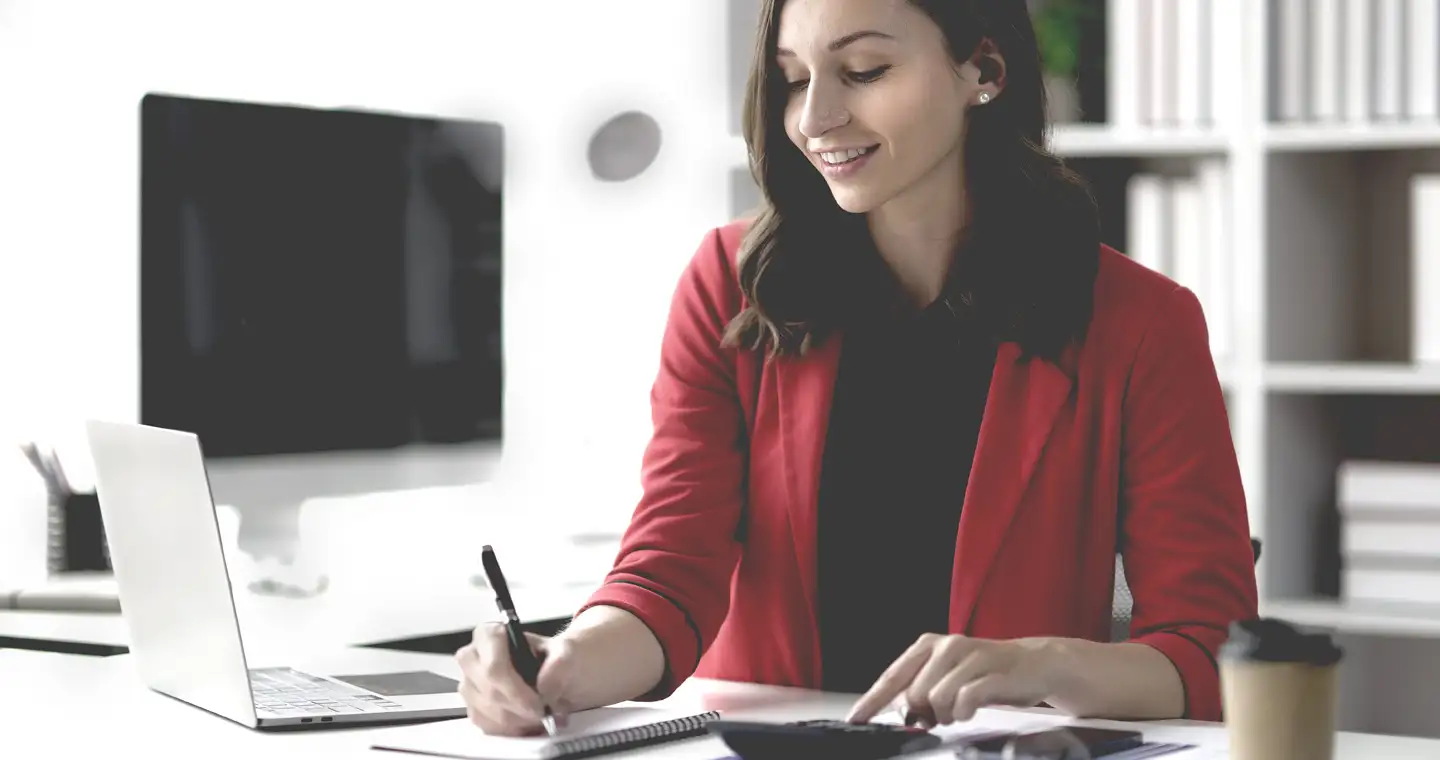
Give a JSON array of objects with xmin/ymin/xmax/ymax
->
[{"xmin": 866, "ymin": 153, "xmax": 968, "ymax": 307}]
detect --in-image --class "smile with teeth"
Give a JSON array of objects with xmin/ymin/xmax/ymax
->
[{"xmin": 820, "ymin": 146, "xmax": 877, "ymax": 166}]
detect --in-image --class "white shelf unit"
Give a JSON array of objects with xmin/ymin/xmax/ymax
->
[{"xmin": 720, "ymin": 0, "xmax": 1440, "ymax": 739}]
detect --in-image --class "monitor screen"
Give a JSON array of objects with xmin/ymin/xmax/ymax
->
[{"xmin": 139, "ymin": 93, "xmax": 503, "ymax": 460}]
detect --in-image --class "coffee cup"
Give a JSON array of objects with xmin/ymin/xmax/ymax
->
[{"xmin": 1219, "ymin": 617, "xmax": 1344, "ymax": 760}]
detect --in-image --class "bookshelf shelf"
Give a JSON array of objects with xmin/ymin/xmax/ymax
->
[
  {"xmin": 1049, "ymin": 125, "xmax": 1230, "ymax": 157},
  {"xmin": 1265, "ymin": 123, "xmax": 1440, "ymax": 152},
  {"xmin": 1265, "ymin": 362, "xmax": 1440, "ymax": 394},
  {"xmin": 1262, "ymin": 598, "xmax": 1440, "ymax": 638}
]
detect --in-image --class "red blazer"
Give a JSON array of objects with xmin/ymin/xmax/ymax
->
[{"xmin": 578, "ymin": 219, "xmax": 1258, "ymax": 722}]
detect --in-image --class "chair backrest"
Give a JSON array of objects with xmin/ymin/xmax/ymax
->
[{"xmin": 1110, "ymin": 537, "xmax": 1261, "ymax": 643}]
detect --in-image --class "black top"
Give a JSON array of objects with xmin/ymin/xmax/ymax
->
[{"xmin": 815, "ymin": 298, "xmax": 996, "ymax": 693}]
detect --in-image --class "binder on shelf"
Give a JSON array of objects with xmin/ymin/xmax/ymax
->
[
  {"xmin": 1107, "ymin": 0, "xmax": 1145, "ymax": 128},
  {"xmin": 1375, "ymin": 0, "xmax": 1405, "ymax": 121},
  {"xmin": 1407, "ymin": 0, "xmax": 1439, "ymax": 121},
  {"xmin": 1210, "ymin": 0, "xmax": 1241, "ymax": 129},
  {"xmin": 1170, "ymin": 176, "xmax": 1208, "ymax": 322},
  {"xmin": 1309, "ymin": 0, "xmax": 1342, "ymax": 122},
  {"xmin": 1125, "ymin": 173, "xmax": 1169, "ymax": 274},
  {"xmin": 1148, "ymin": 0, "xmax": 1176, "ymax": 126},
  {"xmin": 1414, "ymin": 175, "xmax": 1440, "ymax": 364},
  {"xmin": 1198, "ymin": 159, "xmax": 1232, "ymax": 359},
  {"xmin": 1175, "ymin": 0, "xmax": 1209, "ymax": 126},
  {"xmin": 1275, "ymin": 0, "xmax": 1309, "ymax": 122},
  {"xmin": 1342, "ymin": 0, "xmax": 1373, "ymax": 123}
]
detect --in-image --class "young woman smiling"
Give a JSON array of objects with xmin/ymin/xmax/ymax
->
[{"xmin": 457, "ymin": 0, "xmax": 1257, "ymax": 734}]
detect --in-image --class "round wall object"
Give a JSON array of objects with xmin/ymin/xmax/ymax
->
[{"xmin": 587, "ymin": 110, "xmax": 662, "ymax": 182}]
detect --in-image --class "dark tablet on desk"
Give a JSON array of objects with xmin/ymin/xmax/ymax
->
[{"xmin": 958, "ymin": 725, "xmax": 1143, "ymax": 758}]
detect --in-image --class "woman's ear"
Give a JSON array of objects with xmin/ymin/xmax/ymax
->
[{"xmin": 967, "ymin": 38, "xmax": 1006, "ymax": 104}]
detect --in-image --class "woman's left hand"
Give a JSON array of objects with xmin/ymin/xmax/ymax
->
[{"xmin": 845, "ymin": 633, "xmax": 1059, "ymax": 726}]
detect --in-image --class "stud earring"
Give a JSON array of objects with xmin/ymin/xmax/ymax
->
[{"xmin": 978, "ymin": 92, "xmax": 991, "ymax": 104}]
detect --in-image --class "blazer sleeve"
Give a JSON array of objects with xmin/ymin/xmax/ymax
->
[
  {"xmin": 574, "ymin": 227, "xmax": 748, "ymax": 699},
  {"xmin": 1119, "ymin": 285, "xmax": 1259, "ymax": 722}
]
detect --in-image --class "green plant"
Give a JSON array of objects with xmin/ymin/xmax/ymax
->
[{"xmin": 1031, "ymin": 0, "xmax": 1095, "ymax": 80}]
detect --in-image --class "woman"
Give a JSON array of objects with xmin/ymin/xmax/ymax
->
[{"xmin": 457, "ymin": 0, "xmax": 1257, "ymax": 734}]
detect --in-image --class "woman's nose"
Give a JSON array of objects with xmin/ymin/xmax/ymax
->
[{"xmin": 798, "ymin": 83, "xmax": 850, "ymax": 139}]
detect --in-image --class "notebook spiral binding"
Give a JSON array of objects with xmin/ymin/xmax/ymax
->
[{"xmin": 542, "ymin": 711, "xmax": 721, "ymax": 760}]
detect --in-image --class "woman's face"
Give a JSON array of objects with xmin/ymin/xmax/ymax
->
[{"xmin": 775, "ymin": 0, "xmax": 1000, "ymax": 214}]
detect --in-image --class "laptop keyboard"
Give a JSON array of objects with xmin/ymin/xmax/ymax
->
[{"xmin": 249, "ymin": 666, "xmax": 407, "ymax": 717}]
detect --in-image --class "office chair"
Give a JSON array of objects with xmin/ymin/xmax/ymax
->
[{"xmin": 1110, "ymin": 537, "xmax": 1262, "ymax": 643}]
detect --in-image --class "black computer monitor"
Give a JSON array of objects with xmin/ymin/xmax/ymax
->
[{"xmin": 139, "ymin": 93, "xmax": 503, "ymax": 459}]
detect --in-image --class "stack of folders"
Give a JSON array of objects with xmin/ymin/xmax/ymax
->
[
  {"xmin": 1123, "ymin": 160, "xmax": 1232, "ymax": 362},
  {"xmin": 1271, "ymin": 0, "xmax": 1440, "ymax": 123},
  {"xmin": 1339, "ymin": 461, "xmax": 1440, "ymax": 607},
  {"xmin": 1107, "ymin": 0, "xmax": 1239, "ymax": 129}
]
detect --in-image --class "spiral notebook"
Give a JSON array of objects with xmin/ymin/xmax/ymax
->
[{"xmin": 370, "ymin": 706, "xmax": 722, "ymax": 760}]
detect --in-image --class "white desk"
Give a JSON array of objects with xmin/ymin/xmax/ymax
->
[
  {"xmin": 6, "ymin": 649, "xmax": 1440, "ymax": 759},
  {"xmin": 0, "ymin": 577, "xmax": 595, "ymax": 658},
  {"xmin": 0, "ymin": 608, "xmax": 128, "ymax": 651},
  {"xmin": 0, "ymin": 484, "xmax": 621, "ymax": 654}
]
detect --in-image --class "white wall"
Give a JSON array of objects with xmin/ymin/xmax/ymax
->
[{"xmin": 0, "ymin": 0, "xmax": 736, "ymax": 522}]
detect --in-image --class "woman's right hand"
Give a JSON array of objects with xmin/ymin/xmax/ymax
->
[{"xmin": 455, "ymin": 622, "xmax": 581, "ymax": 736}]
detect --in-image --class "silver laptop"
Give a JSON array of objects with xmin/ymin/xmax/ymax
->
[{"xmin": 84, "ymin": 419, "xmax": 467, "ymax": 729}]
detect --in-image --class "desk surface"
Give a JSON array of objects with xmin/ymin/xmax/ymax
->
[
  {"xmin": 5, "ymin": 649, "xmax": 1440, "ymax": 759},
  {"xmin": 0, "ymin": 578, "xmax": 595, "ymax": 657},
  {"xmin": 0, "ymin": 484, "xmax": 619, "ymax": 653}
]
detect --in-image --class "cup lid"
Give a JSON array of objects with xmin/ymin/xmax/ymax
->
[{"xmin": 1218, "ymin": 617, "xmax": 1343, "ymax": 666}]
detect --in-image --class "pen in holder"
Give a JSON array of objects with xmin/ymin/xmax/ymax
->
[{"xmin": 21, "ymin": 443, "xmax": 112, "ymax": 576}]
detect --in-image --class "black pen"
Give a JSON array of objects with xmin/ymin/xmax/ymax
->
[{"xmin": 481, "ymin": 545, "xmax": 557, "ymax": 736}]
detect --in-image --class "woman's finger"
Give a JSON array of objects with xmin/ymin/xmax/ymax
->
[
  {"xmin": 952, "ymin": 672, "xmax": 1034, "ymax": 722},
  {"xmin": 927, "ymin": 649, "xmax": 1000, "ymax": 723},
  {"xmin": 534, "ymin": 635, "xmax": 577, "ymax": 714},
  {"xmin": 474, "ymin": 700, "xmax": 544, "ymax": 736},
  {"xmin": 470, "ymin": 624, "xmax": 545, "ymax": 719},
  {"xmin": 846, "ymin": 636, "xmax": 940, "ymax": 722},
  {"xmin": 904, "ymin": 637, "xmax": 979, "ymax": 723}
]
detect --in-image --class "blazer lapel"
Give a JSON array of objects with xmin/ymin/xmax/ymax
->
[
  {"xmin": 777, "ymin": 334, "xmax": 842, "ymax": 661},
  {"xmin": 950, "ymin": 342, "xmax": 1074, "ymax": 632}
]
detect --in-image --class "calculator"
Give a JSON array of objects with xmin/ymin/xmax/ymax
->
[{"xmin": 706, "ymin": 718, "xmax": 943, "ymax": 760}]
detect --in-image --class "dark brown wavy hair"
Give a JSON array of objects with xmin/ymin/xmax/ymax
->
[{"xmin": 722, "ymin": 0, "xmax": 1101, "ymax": 362}]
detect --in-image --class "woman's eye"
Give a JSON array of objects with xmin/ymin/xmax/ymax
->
[
  {"xmin": 785, "ymin": 64, "xmax": 888, "ymax": 93},
  {"xmin": 849, "ymin": 65, "xmax": 891, "ymax": 83}
]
